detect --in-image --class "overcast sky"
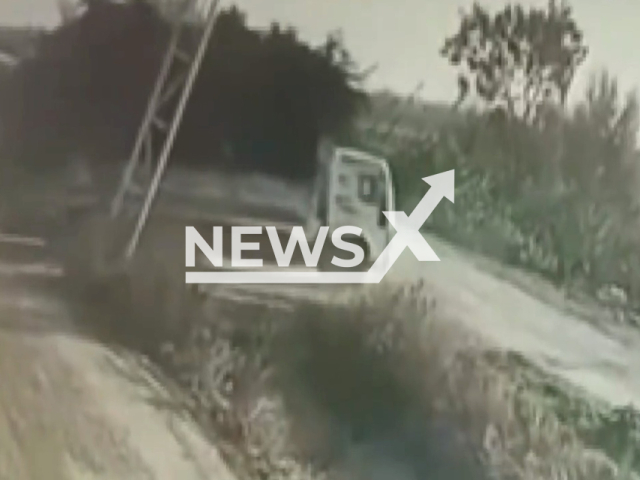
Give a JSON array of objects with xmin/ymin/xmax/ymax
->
[{"xmin": 1, "ymin": 0, "xmax": 638, "ymax": 104}]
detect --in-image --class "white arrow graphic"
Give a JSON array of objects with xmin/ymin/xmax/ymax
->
[
  {"xmin": 186, "ymin": 170, "xmax": 455, "ymax": 284},
  {"xmin": 365, "ymin": 169, "xmax": 454, "ymax": 278}
]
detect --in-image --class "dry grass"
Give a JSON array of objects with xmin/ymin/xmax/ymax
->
[
  {"xmin": 61, "ymin": 213, "xmax": 637, "ymax": 480},
  {"xmin": 257, "ymin": 284, "xmax": 632, "ymax": 480},
  {"xmin": 109, "ymin": 279, "xmax": 635, "ymax": 478}
]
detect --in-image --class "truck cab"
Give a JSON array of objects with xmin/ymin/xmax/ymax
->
[{"xmin": 308, "ymin": 145, "xmax": 395, "ymax": 270}]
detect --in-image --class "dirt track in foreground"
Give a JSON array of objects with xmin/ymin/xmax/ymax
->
[{"xmin": 0, "ymin": 269, "xmax": 236, "ymax": 480}]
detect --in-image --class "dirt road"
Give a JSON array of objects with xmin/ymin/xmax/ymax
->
[
  {"xmin": 393, "ymin": 234, "xmax": 640, "ymax": 409},
  {"xmin": 201, "ymin": 233, "xmax": 640, "ymax": 410},
  {"xmin": 0, "ymin": 249, "xmax": 236, "ymax": 479}
]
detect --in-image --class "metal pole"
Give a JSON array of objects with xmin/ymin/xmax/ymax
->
[
  {"xmin": 124, "ymin": 0, "xmax": 220, "ymax": 260},
  {"xmin": 110, "ymin": 19, "xmax": 186, "ymax": 218}
]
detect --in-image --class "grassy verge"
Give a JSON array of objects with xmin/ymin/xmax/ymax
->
[{"xmin": 70, "ymin": 249, "xmax": 639, "ymax": 480}]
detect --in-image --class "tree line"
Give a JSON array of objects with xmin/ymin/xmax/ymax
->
[{"xmin": 0, "ymin": 0, "xmax": 368, "ymax": 180}]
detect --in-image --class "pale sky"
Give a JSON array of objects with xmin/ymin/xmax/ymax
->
[{"xmin": 1, "ymin": 0, "xmax": 638, "ymax": 104}]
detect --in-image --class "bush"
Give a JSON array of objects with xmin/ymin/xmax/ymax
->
[
  {"xmin": 80, "ymin": 260, "xmax": 634, "ymax": 480},
  {"xmin": 267, "ymin": 286, "xmax": 636, "ymax": 480},
  {"xmin": 0, "ymin": 1, "xmax": 368, "ymax": 181}
]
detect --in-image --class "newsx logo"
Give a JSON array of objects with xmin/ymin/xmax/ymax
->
[
  {"xmin": 184, "ymin": 170, "xmax": 455, "ymax": 284},
  {"xmin": 185, "ymin": 225, "xmax": 366, "ymax": 269}
]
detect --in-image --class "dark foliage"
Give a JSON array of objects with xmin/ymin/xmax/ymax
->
[
  {"xmin": 0, "ymin": 0, "xmax": 368, "ymax": 180},
  {"xmin": 441, "ymin": 0, "xmax": 587, "ymax": 126}
]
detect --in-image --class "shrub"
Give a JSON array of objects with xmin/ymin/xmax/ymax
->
[
  {"xmin": 0, "ymin": 1, "xmax": 368, "ymax": 181},
  {"xmin": 97, "ymin": 274, "xmax": 631, "ymax": 480}
]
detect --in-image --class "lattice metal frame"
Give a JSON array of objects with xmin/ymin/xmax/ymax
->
[{"xmin": 110, "ymin": 0, "xmax": 220, "ymax": 261}]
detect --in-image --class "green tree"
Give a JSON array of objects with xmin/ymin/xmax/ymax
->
[
  {"xmin": 563, "ymin": 70, "xmax": 639, "ymax": 200},
  {"xmin": 441, "ymin": 0, "xmax": 587, "ymax": 126}
]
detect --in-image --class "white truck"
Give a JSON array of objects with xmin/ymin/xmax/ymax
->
[{"xmin": 308, "ymin": 144, "xmax": 395, "ymax": 271}]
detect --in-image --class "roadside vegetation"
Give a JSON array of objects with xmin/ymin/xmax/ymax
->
[
  {"xmin": 358, "ymin": 1, "xmax": 640, "ymax": 330},
  {"xmin": 78, "ymin": 266, "xmax": 639, "ymax": 480}
]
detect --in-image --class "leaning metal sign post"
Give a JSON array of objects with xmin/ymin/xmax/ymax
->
[{"xmin": 185, "ymin": 170, "xmax": 454, "ymax": 284}]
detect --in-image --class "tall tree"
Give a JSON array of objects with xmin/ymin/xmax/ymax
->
[{"xmin": 441, "ymin": 0, "xmax": 587, "ymax": 126}]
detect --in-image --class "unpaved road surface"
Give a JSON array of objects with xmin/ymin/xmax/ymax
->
[
  {"xmin": 201, "ymin": 234, "xmax": 640, "ymax": 410},
  {"xmin": 0, "ymin": 245, "xmax": 236, "ymax": 479},
  {"xmin": 395, "ymin": 235, "xmax": 640, "ymax": 409}
]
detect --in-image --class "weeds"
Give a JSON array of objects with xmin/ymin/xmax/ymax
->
[
  {"xmin": 86, "ymin": 260, "xmax": 638, "ymax": 480},
  {"xmin": 57, "ymin": 210, "xmax": 639, "ymax": 479}
]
